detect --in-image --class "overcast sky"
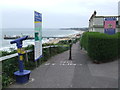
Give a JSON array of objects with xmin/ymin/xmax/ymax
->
[{"xmin": 0, "ymin": 0, "xmax": 119, "ymax": 29}]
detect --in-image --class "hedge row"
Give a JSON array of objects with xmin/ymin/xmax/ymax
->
[{"xmin": 80, "ymin": 32, "xmax": 120, "ymax": 63}]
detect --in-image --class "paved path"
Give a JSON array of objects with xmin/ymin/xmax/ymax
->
[{"xmin": 9, "ymin": 42, "xmax": 118, "ymax": 88}]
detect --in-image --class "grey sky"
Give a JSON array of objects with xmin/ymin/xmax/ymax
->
[{"xmin": 1, "ymin": 0, "xmax": 119, "ymax": 28}]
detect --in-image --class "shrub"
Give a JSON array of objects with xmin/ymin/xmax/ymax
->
[
  {"xmin": 2, "ymin": 57, "xmax": 18, "ymax": 87},
  {"xmin": 80, "ymin": 32, "xmax": 119, "ymax": 62}
]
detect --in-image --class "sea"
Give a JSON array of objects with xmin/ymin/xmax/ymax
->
[{"xmin": 0, "ymin": 28, "xmax": 82, "ymax": 52}]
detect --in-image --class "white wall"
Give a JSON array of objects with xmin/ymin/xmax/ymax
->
[
  {"xmin": 116, "ymin": 28, "xmax": 120, "ymax": 32},
  {"xmin": 116, "ymin": 28, "xmax": 118, "ymax": 32},
  {"xmin": 93, "ymin": 28, "xmax": 119, "ymax": 33},
  {"xmin": 93, "ymin": 18, "xmax": 104, "ymax": 26},
  {"xmin": 93, "ymin": 28, "xmax": 104, "ymax": 33}
]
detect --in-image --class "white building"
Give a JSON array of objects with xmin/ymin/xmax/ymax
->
[{"xmin": 89, "ymin": 11, "xmax": 120, "ymax": 33}]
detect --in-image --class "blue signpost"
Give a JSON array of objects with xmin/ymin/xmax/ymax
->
[{"xmin": 10, "ymin": 36, "xmax": 31, "ymax": 83}]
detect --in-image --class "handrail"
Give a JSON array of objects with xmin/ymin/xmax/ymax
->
[
  {"xmin": 0, "ymin": 45, "xmax": 68, "ymax": 62},
  {"xmin": 0, "ymin": 50, "xmax": 32, "ymax": 62}
]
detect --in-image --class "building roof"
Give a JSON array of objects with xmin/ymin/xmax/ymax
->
[{"xmin": 89, "ymin": 11, "xmax": 119, "ymax": 21}]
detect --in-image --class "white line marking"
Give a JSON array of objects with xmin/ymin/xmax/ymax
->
[
  {"xmin": 45, "ymin": 63, "xmax": 50, "ymax": 65},
  {"xmin": 67, "ymin": 63, "xmax": 70, "ymax": 65},
  {"xmin": 52, "ymin": 63, "xmax": 55, "ymax": 65},
  {"xmin": 70, "ymin": 63, "xmax": 73, "ymax": 65},
  {"xmin": 73, "ymin": 64, "xmax": 76, "ymax": 65},
  {"xmin": 70, "ymin": 85, "xmax": 73, "ymax": 87}
]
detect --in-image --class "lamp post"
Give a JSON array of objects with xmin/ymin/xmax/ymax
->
[{"xmin": 68, "ymin": 40, "xmax": 72, "ymax": 60}]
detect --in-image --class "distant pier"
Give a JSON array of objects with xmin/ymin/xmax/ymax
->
[
  {"xmin": 4, "ymin": 36, "xmax": 34, "ymax": 39},
  {"xmin": 4, "ymin": 34, "xmax": 81, "ymax": 40}
]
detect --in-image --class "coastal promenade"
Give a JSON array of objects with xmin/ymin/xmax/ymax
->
[{"xmin": 8, "ymin": 42, "xmax": 118, "ymax": 88}]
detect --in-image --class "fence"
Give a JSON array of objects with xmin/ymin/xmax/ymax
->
[{"xmin": 0, "ymin": 45, "xmax": 68, "ymax": 62}]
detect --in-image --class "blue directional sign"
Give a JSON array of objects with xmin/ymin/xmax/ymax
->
[{"xmin": 34, "ymin": 11, "xmax": 42, "ymax": 22}]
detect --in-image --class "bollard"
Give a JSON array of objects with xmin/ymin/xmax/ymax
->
[{"xmin": 10, "ymin": 36, "xmax": 31, "ymax": 84}]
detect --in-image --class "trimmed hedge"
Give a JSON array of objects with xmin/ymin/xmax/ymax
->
[{"xmin": 80, "ymin": 32, "xmax": 120, "ymax": 63}]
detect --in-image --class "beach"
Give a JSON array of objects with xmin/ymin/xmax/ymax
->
[{"xmin": 45, "ymin": 32, "xmax": 82, "ymax": 44}]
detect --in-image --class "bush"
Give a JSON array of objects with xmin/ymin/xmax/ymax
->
[
  {"xmin": 117, "ymin": 32, "xmax": 120, "ymax": 57},
  {"xmin": 2, "ymin": 57, "xmax": 18, "ymax": 87},
  {"xmin": 80, "ymin": 32, "xmax": 119, "ymax": 63}
]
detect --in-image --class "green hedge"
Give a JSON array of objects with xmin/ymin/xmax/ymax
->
[
  {"xmin": 2, "ymin": 57, "xmax": 18, "ymax": 87},
  {"xmin": 80, "ymin": 32, "xmax": 120, "ymax": 63}
]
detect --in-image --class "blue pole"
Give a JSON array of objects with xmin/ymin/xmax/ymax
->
[
  {"xmin": 17, "ymin": 44, "xmax": 24, "ymax": 72},
  {"xmin": 18, "ymin": 60, "xmax": 24, "ymax": 72}
]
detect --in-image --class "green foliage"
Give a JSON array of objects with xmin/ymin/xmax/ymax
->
[
  {"xmin": 0, "ymin": 50, "xmax": 17, "ymax": 57},
  {"xmin": 2, "ymin": 57, "xmax": 18, "ymax": 87},
  {"xmin": 58, "ymin": 40, "xmax": 69, "ymax": 44},
  {"xmin": 24, "ymin": 51, "xmax": 36, "ymax": 70},
  {"xmin": 58, "ymin": 38, "xmax": 79, "ymax": 45},
  {"xmin": 43, "ymin": 48, "xmax": 51, "ymax": 61},
  {"xmin": 2, "ymin": 74, "xmax": 14, "ymax": 87},
  {"xmin": 80, "ymin": 32, "xmax": 100, "ymax": 50},
  {"xmin": 117, "ymin": 32, "xmax": 120, "ymax": 57},
  {"xmin": 42, "ymin": 43, "xmax": 55, "ymax": 47},
  {"xmin": 80, "ymin": 32, "xmax": 119, "ymax": 63},
  {"xmin": 0, "ymin": 51, "xmax": 9, "ymax": 57},
  {"xmin": 24, "ymin": 44, "xmax": 34, "ymax": 50},
  {"xmin": 0, "ymin": 45, "xmax": 33, "ymax": 57}
]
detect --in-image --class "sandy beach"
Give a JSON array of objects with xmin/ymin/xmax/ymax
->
[{"xmin": 47, "ymin": 32, "xmax": 82, "ymax": 44}]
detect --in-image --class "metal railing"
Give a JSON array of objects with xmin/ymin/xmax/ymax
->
[{"xmin": 0, "ymin": 45, "xmax": 68, "ymax": 62}]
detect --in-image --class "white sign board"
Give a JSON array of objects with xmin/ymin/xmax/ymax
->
[{"xmin": 34, "ymin": 11, "xmax": 42, "ymax": 61}]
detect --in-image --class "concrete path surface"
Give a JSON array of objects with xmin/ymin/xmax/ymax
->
[{"xmin": 8, "ymin": 42, "xmax": 118, "ymax": 88}]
